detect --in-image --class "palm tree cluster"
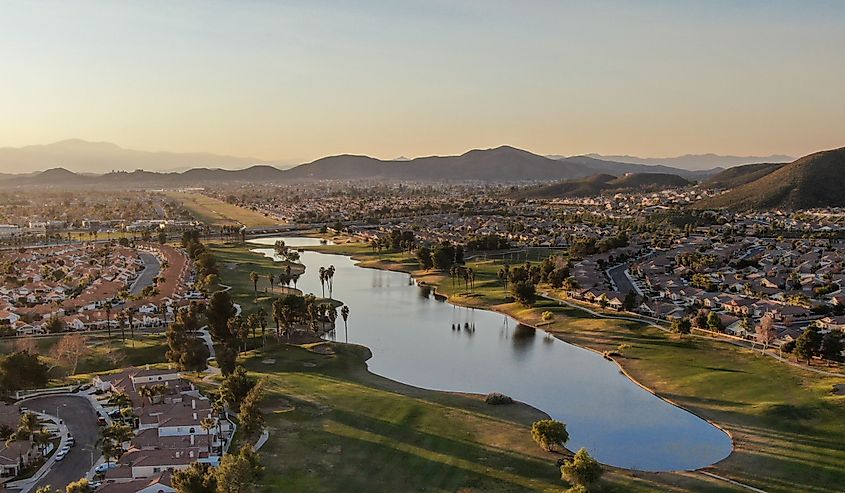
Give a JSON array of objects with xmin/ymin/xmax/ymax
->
[
  {"xmin": 318, "ymin": 265, "xmax": 336, "ymax": 299},
  {"xmin": 271, "ymin": 293, "xmax": 337, "ymax": 339}
]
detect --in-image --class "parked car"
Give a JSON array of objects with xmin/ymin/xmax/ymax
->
[
  {"xmin": 97, "ymin": 416, "xmax": 107, "ymax": 426},
  {"xmin": 19, "ymin": 407, "xmax": 29, "ymax": 414},
  {"xmin": 55, "ymin": 449, "xmax": 67, "ymax": 461},
  {"xmin": 94, "ymin": 462, "xmax": 118, "ymax": 474},
  {"xmin": 66, "ymin": 435, "xmax": 75, "ymax": 447}
]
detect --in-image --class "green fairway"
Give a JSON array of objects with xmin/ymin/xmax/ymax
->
[
  {"xmin": 165, "ymin": 191, "xmax": 281, "ymax": 228},
  {"xmin": 244, "ymin": 341, "xmax": 732, "ymax": 493}
]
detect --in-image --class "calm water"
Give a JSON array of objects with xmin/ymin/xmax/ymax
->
[{"xmin": 249, "ymin": 237, "xmax": 732, "ymax": 471}]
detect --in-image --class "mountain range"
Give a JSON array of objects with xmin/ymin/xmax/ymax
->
[
  {"xmin": 0, "ymin": 143, "xmax": 722, "ymax": 187},
  {"xmin": 0, "ymin": 139, "xmax": 280, "ymax": 174}
]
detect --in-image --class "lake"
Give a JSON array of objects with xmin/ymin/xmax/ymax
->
[{"xmin": 249, "ymin": 237, "xmax": 732, "ymax": 472}]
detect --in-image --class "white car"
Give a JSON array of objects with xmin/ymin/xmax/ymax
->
[
  {"xmin": 94, "ymin": 462, "xmax": 118, "ymax": 474},
  {"xmin": 55, "ymin": 450, "xmax": 67, "ymax": 461}
]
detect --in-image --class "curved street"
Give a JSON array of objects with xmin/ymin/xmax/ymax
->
[{"xmin": 26, "ymin": 395, "xmax": 98, "ymax": 492}]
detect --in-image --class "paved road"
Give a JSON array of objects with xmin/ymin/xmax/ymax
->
[
  {"xmin": 130, "ymin": 252, "xmax": 161, "ymax": 295},
  {"xmin": 607, "ymin": 263, "xmax": 637, "ymax": 294},
  {"xmin": 28, "ymin": 395, "xmax": 99, "ymax": 491}
]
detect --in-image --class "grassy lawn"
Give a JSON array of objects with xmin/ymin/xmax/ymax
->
[
  {"xmin": 165, "ymin": 191, "xmax": 281, "ymax": 228},
  {"xmin": 243, "ymin": 341, "xmax": 725, "ymax": 493},
  {"xmin": 0, "ymin": 331, "xmax": 169, "ymax": 381},
  {"xmin": 295, "ymin": 240, "xmax": 845, "ymax": 493}
]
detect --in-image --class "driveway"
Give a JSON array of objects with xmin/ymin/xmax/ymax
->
[{"xmin": 26, "ymin": 395, "xmax": 99, "ymax": 492}]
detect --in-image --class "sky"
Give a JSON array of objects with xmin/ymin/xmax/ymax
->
[{"xmin": 1, "ymin": 0, "xmax": 844, "ymax": 166}]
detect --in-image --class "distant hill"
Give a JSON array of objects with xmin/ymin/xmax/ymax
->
[
  {"xmin": 0, "ymin": 139, "xmax": 282, "ymax": 174},
  {"xmin": 697, "ymin": 147, "xmax": 845, "ymax": 210},
  {"xmin": 573, "ymin": 153, "xmax": 794, "ymax": 170},
  {"xmin": 514, "ymin": 173, "xmax": 691, "ymax": 200},
  {"xmin": 703, "ymin": 162, "xmax": 786, "ymax": 189},
  {"xmin": 286, "ymin": 146, "xmax": 597, "ymax": 182},
  {"xmin": 0, "ymin": 144, "xmax": 736, "ymax": 187}
]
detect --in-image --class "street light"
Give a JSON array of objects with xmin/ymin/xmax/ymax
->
[{"xmin": 57, "ymin": 403, "xmax": 67, "ymax": 423}]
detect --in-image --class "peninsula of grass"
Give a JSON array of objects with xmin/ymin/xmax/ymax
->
[
  {"xmin": 243, "ymin": 340, "xmax": 734, "ymax": 492},
  {"xmin": 290, "ymin": 239, "xmax": 845, "ymax": 493}
]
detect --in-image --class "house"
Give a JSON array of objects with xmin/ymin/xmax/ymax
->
[{"xmin": 97, "ymin": 471, "xmax": 175, "ymax": 493}]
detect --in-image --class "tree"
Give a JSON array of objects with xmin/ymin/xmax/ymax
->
[
  {"xmin": 431, "ymin": 243, "xmax": 456, "ymax": 270},
  {"xmin": 215, "ymin": 445, "xmax": 263, "ymax": 493},
  {"xmin": 530, "ymin": 419, "xmax": 569, "ymax": 452},
  {"xmin": 173, "ymin": 462, "xmax": 218, "ymax": 493},
  {"xmin": 238, "ymin": 380, "xmax": 264, "ymax": 436},
  {"xmin": 706, "ymin": 311, "xmax": 723, "ymax": 332},
  {"xmin": 44, "ymin": 315, "xmax": 64, "ymax": 334},
  {"xmin": 622, "ymin": 290, "xmax": 638, "ymax": 312},
  {"xmin": 755, "ymin": 315, "xmax": 776, "ymax": 350},
  {"xmin": 249, "ymin": 272, "xmax": 259, "ymax": 296},
  {"xmin": 221, "ymin": 366, "xmax": 256, "ymax": 412},
  {"xmin": 65, "ymin": 478, "xmax": 90, "ymax": 493},
  {"xmin": 340, "ymin": 305, "xmax": 349, "ymax": 331},
  {"xmin": 794, "ymin": 325, "xmax": 822, "ymax": 364},
  {"xmin": 511, "ymin": 281, "xmax": 536, "ymax": 306},
  {"xmin": 200, "ymin": 417, "xmax": 216, "ymax": 454},
  {"xmin": 416, "ymin": 246, "xmax": 433, "ymax": 270},
  {"xmin": 52, "ymin": 334, "xmax": 89, "ymax": 374},
  {"xmin": 820, "ymin": 331, "xmax": 843, "ymax": 364},
  {"xmin": 207, "ymin": 291, "xmax": 237, "ymax": 344},
  {"xmin": 216, "ymin": 344, "xmax": 237, "ymax": 377},
  {"xmin": 0, "ymin": 350, "xmax": 49, "ymax": 395},
  {"xmin": 670, "ymin": 317, "xmax": 691, "ymax": 336},
  {"xmin": 561, "ymin": 448, "xmax": 603, "ymax": 490}
]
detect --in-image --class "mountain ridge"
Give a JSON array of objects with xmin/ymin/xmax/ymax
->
[{"xmin": 696, "ymin": 147, "xmax": 845, "ymax": 210}]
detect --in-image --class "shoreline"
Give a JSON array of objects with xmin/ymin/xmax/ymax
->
[{"xmin": 294, "ymin": 243, "xmax": 737, "ymax": 474}]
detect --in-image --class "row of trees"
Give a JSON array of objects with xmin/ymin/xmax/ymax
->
[
  {"xmin": 183, "ymin": 230, "xmax": 219, "ymax": 293},
  {"xmin": 416, "ymin": 242, "xmax": 464, "ymax": 271}
]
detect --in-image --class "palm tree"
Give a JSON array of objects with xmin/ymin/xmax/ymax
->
[
  {"xmin": 246, "ymin": 313, "xmax": 259, "ymax": 342},
  {"xmin": 200, "ymin": 417, "xmax": 215, "ymax": 454},
  {"xmin": 138, "ymin": 386, "xmax": 152, "ymax": 407},
  {"xmin": 326, "ymin": 265, "xmax": 336, "ymax": 299},
  {"xmin": 116, "ymin": 311, "xmax": 126, "ymax": 342},
  {"xmin": 267, "ymin": 273, "xmax": 275, "ymax": 292},
  {"xmin": 104, "ymin": 301, "xmax": 113, "ymax": 338},
  {"xmin": 318, "ymin": 267, "xmax": 326, "ymax": 298},
  {"xmin": 108, "ymin": 391, "xmax": 132, "ymax": 409},
  {"xmin": 249, "ymin": 272, "xmax": 259, "ymax": 296},
  {"xmin": 341, "ymin": 305, "xmax": 350, "ymax": 343},
  {"xmin": 257, "ymin": 308, "xmax": 267, "ymax": 344}
]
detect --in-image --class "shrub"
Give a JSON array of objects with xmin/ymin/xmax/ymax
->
[
  {"xmin": 542, "ymin": 311, "xmax": 554, "ymax": 322},
  {"xmin": 485, "ymin": 392, "xmax": 514, "ymax": 405}
]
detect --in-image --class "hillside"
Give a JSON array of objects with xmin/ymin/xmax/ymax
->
[
  {"xmin": 577, "ymin": 152, "xmax": 794, "ymax": 170},
  {"xmin": 704, "ymin": 162, "xmax": 785, "ymax": 189},
  {"xmin": 697, "ymin": 147, "xmax": 845, "ymax": 210},
  {"xmin": 514, "ymin": 172, "xmax": 690, "ymax": 199}
]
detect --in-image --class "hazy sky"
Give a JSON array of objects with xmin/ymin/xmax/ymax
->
[{"xmin": 2, "ymin": 0, "xmax": 844, "ymax": 164}]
